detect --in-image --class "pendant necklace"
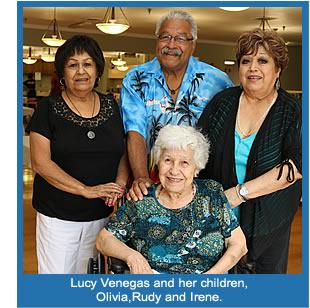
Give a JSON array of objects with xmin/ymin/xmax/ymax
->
[
  {"xmin": 167, "ymin": 82, "xmax": 182, "ymax": 95},
  {"xmin": 166, "ymin": 75, "xmax": 182, "ymax": 95},
  {"xmin": 65, "ymin": 90, "xmax": 96, "ymax": 139},
  {"xmin": 236, "ymin": 91, "xmax": 277, "ymax": 138}
]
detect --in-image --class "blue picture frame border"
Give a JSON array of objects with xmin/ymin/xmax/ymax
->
[{"xmin": 17, "ymin": 1, "xmax": 309, "ymax": 308}]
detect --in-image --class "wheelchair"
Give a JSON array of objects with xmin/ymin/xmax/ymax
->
[{"xmin": 87, "ymin": 254, "xmax": 130, "ymax": 274}]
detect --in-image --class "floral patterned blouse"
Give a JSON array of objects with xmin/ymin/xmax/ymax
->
[{"xmin": 106, "ymin": 179, "xmax": 239, "ymax": 274}]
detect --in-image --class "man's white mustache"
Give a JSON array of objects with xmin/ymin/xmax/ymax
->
[{"xmin": 161, "ymin": 47, "xmax": 182, "ymax": 56}]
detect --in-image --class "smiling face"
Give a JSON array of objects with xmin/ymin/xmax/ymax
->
[
  {"xmin": 239, "ymin": 45, "xmax": 280, "ymax": 97},
  {"xmin": 158, "ymin": 147, "xmax": 197, "ymax": 195},
  {"xmin": 63, "ymin": 51, "xmax": 97, "ymax": 94},
  {"xmin": 156, "ymin": 19, "xmax": 196, "ymax": 73}
]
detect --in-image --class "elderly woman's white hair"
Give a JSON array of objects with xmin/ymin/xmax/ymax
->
[
  {"xmin": 155, "ymin": 10, "xmax": 198, "ymax": 41},
  {"xmin": 153, "ymin": 125, "xmax": 210, "ymax": 172}
]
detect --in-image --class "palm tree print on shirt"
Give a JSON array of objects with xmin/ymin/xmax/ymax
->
[
  {"xmin": 149, "ymin": 113, "xmax": 173, "ymax": 149},
  {"xmin": 174, "ymin": 73, "xmax": 205, "ymax": 125},
  {"xmin": 132, "ymin": 71, "xmax": 149, "ymax": 101},
  {"xmin": 176, "ymin": 93, "xmax": 200, "ymax": 125}
]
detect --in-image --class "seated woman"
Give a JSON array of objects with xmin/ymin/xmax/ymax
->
[{"xmin": 96, "ymin": 125, "xmax": 247, "ymax": 274}]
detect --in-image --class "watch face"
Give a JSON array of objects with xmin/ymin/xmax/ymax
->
[{"xmin": 240, "ymin": 185, "xmax": 248, "ymax": 196}]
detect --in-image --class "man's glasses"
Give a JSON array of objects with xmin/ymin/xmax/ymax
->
[{"xmin": 157, "ymin": 34, "xmax": 194, "ymax": 44}]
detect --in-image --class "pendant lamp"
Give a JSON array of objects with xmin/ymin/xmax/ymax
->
[
  {"xmin": 41, "ymin": 7, "xmax": 66, "ymax": 47},
  {"xmin": 111, "ymin": 53, "xmax": 126, "ymax": 66},
  {"xmin": 116, "ymin": 65, "xmax": 129, "ymax": 71},
  {"xmin": 219, "ymin": 7, "xmax": 249, "ymax": 12},
  {"xmin": 256, "ymin": 7, "xmax": 276, "ymax": 31},
  {"xmin": 41, "ymin": 48, "xmax": 55, "ymax": 62},
  {"xmin": 23, "ymin": 47, "xmax": 37, "ymax": 65},
  {"xmin": 96, "ymin": 7, "xmax": 130, "ymax": 35}
]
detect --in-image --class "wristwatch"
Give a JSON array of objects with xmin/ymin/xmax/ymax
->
[{"xmin": 239, "ymin": 184, "xmax": 249, "ymax": 201}]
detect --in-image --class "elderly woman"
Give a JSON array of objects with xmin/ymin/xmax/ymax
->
[
  {"xmin": 27, "ymin": 35, "xmax": 128, "ymax": 274},
  {"xmin": 197, "ymin": 29, "xmax": 302, "ymax": 273},
  {"xmin": 96, "ymin": 125, "xmax": 247, "ymax": 274}
]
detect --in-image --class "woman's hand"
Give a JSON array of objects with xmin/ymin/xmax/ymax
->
[
  {"xmin": 126, "ymin": 252, "xmax": 153, "ymax": 274},
  {"xmin": 225, "ymin": 187, "xmax": 242, "ymax": 208},
  {"xmin": 81, "ymin": 183, "xmax": 125, "ymax": 199},
  {"xmin": 105, "ymin": 183, "xmax": 126, "ymax": 207},
  {"xmin": 126, "ymin": 177, "xmax": 153, "ymax": 201},
  {"xmin": 105, "ymin": 192, "xmax": 122, "ymax": 207},
  {"xmin": 96, "ymin": 229, "xmax": 154, "ymax": 274}
]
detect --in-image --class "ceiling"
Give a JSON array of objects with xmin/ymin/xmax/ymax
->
[{"xmin": 23, "ymin": 6, "xmax": 302, "ymax": 46}]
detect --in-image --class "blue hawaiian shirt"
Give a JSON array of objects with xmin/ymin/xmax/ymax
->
[
  {"xmin": 120, "ymin": 56, "xmax": 234, "ymax": 152},
  {"xmin": 106, "ymin": 179, "xmax": 239, "ymax": 274}
]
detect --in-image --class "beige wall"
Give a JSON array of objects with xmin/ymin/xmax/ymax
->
[{"xmin": 24, "ymin": 28, "xmax": 302, "ymax": 91}]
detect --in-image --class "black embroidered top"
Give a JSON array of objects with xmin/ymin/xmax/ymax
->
[
  {"xmin": 27, "ymin": 92, "xmax": 125, "ymax": 221},
  {"xmin": 197, "ymin": 87, "xmax": 302, "ymax": 259}
]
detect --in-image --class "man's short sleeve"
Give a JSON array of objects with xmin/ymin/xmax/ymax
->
[{"xmin": 119, "ymin": 73, "xmax": 148, "ymax": 138}]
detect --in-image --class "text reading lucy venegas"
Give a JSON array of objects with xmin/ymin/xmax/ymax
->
[{"xmin": 69, "ymin": 277, "xmax": 248, "ymax": 304}]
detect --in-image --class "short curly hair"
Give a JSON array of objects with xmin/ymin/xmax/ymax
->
[
  {"xmin": 236, "ymin": 28, "xmax": 289, "ymax": 75},
  {"xmin": 152, "ymin": 125, "xmax": 210, "ymax": 173}
]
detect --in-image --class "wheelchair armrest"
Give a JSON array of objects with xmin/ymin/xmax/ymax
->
[
  {"xmin": 87, "ymin": 254, "xmax": 105, "ymax": 274},
  {"xmin": 108, "ymin": 257, "xmax": 130, "ymax": 274}
]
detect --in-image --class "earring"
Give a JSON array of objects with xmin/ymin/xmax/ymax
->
[
  {"xmin": 239, "ymin": 84, "xmax": 243, "ymax": 90},
  {"xmin": 275, "ymin": 78, "xmax": 280, "ymax": 90},
  {"xmin": 60, "ymin": 78, "xmax": 65, "ymax": 86},
  {"xmin": 96, "ymin": 77, "xmax": 101, "ymax": 84}
]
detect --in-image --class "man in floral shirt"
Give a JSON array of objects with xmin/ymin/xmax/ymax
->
[{"xmin": 120, "ymin": 10, "xmax": 233, "ymax": 199}]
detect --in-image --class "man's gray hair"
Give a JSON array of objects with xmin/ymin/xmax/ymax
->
[
  {"xmin": 153, "ymin": 125, "xmax": 210, "ymax": 172},
  {"xmin": 155, "ymin": 10, "xmax": 198, "ymax": 40}
]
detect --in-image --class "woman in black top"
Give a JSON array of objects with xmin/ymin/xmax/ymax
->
[
  {"xmin": 197, "ymin": 29, "xmax": 302, "ymax": 273},
  {"xmin": 28, "ymin": 35, "xmax": 128, "ymax": 273}
]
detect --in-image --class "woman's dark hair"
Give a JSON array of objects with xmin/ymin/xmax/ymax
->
[
  {"xmin": 54, "ymin": 35, "xmax": 105, "ymax": 87},
  {"xmin": 236, "ymin": 28, "xmax": 289, "ymax": 75}
]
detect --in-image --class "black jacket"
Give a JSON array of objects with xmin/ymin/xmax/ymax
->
[{"xmin": 197, "ymin": 86, "xmax": 302, "ymax": 259}]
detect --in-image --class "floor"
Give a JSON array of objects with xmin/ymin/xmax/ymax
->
[{"xmin": 22, "ymin": 167, "xmax": 302, "ymax": 274}]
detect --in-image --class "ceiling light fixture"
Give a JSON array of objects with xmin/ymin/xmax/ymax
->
[
  {"xmin": 219, "ymin": 7, "xmax": 249, "ymax": 12},
  {"xmin": 41, "ymin": 48, "xmax": 55, "ymax": 62},
  {"xmin": 116, "ymin": 65, "xmax": 129, "ymax": 71},
  {"xmin": 23, "ymin": 47, "xmax": 37, "ymax": 65},
  {"xmin": 96, "ymin": 7, "xmax": 130, "ymax": 35},
  {"xmin": 256, "ymin": 7, "xmax": 276, "ymax": 31},
  {"xmin": 111, "ymin": 53, "xmax": 126, "ymax": 66},
  {"xmin": 41, "ymin": 7, "xmax": 66, "ymax": 47},
  {"xmin": 224, "ymin": 60, "xmax": 235, "ymax": 65}
]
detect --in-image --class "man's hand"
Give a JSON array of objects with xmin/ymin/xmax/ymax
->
[{"xmin": 127, "ymin": 177, "xmax": 153, "ymax": 201}]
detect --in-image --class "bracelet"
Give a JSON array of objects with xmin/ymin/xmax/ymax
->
[{"xmin": 235, "ymin": 184, "xmax": 246, "ymax": 203}]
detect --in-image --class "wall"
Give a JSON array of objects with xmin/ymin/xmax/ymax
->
[
  {"xmin": 281, "ymin": 46, "xmax": 302, "ymax": 90},
  {"xmin": 195, "ymin": 42, "xmax": 302, "ymax": 90},
  {"xmin": 24, "ymin": 28, "xmax": 302, "ymax": 91}
]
